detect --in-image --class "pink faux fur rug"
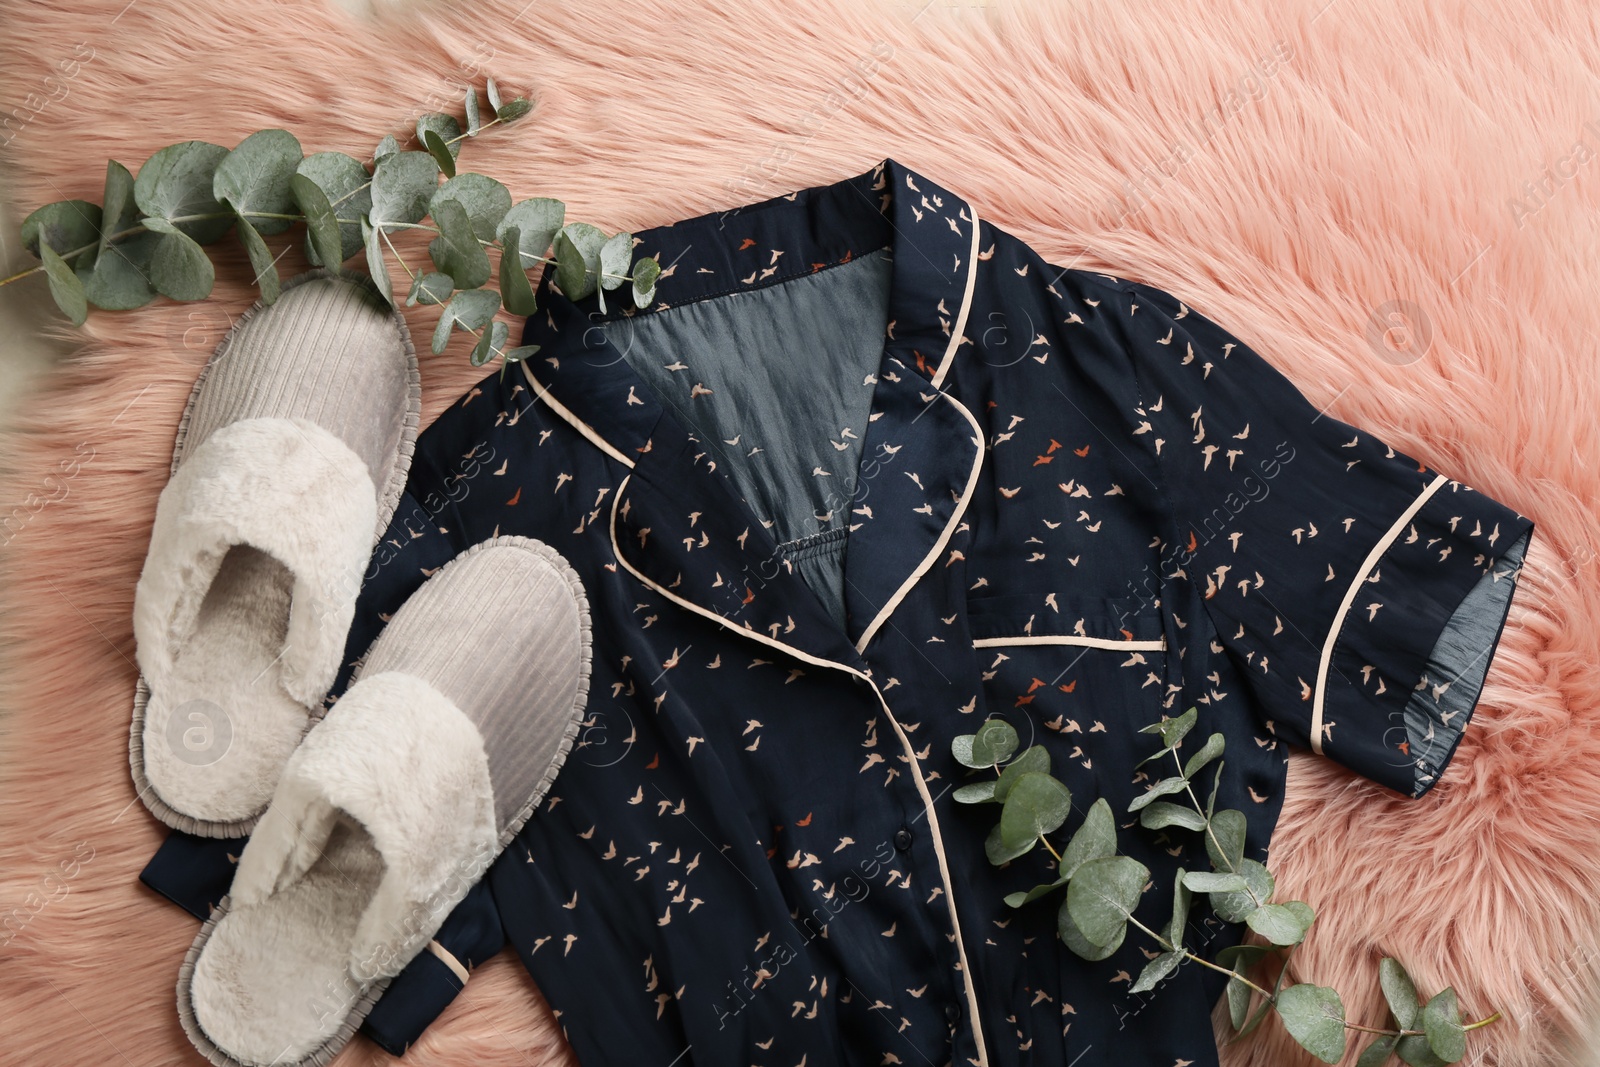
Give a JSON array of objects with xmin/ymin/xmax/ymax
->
[{"xmin": 1, "ymin": 0, "xmax": 1596, "ymax": 1064}]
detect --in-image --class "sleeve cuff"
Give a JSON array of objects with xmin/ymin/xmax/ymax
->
[{"xmin": 1315, "ymin": 477, "xmax": 1535, "ymax": 797}]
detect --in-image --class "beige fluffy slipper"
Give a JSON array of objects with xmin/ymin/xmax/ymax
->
[{"xmin": 129, "ymin": 268, "xmax": 420, "ymax": 838}]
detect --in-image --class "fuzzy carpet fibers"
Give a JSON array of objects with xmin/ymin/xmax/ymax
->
[{"xmin": 0, "ymin": 0, "xmax": 1596, "ymax": 1064}]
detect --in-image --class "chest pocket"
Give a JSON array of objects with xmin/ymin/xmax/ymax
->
[{"xmin": 966, "ymin": 593, "xmax": 1178, "ymax": 776}]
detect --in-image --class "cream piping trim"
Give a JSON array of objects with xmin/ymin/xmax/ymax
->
[
  {"xmin": 930, "ymin": 207, "xmax": 982, "ymax": 389},
  {"xmin": 520, "ymin": 360, "xmax": 636, "ymax": 469},
  {"xmin": 973, "ymin": 635, "xmax": 1167, "ymax": 651},
  {"xmin": 427, "ymin": 939, "xmax": 470, "ymax": 985},
  {"xmin": 854, "ymin": 392, "xmax": 986, "ymax": 654},
  {"xmin": 1310, "ymin": 473, "xmax": 1449, "ymax": 755},
  {"xmin": 608, "ymin": 476, "xmax": 990, "ymax": 1067}
]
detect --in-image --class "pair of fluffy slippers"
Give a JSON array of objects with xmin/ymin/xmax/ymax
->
[{"xmin": 128, "ymin": 272, "xmax": 592, "ymax": 1066}]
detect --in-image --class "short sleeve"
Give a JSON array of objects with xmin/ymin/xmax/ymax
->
[{"xmin": 1100, "ymin": 277, "xmax": 1534, "ymax": 797}]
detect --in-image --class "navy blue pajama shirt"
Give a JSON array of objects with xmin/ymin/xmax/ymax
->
[{"xmin": 143, "ymin": 158, "xmax": 1534, "ymax": 1067}]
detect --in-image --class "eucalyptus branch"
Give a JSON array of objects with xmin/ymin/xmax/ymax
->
[{"xmin": 8, "ymin": 76, "xmax": 662, "ymax": 366}]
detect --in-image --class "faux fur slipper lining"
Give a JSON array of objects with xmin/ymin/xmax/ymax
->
[
  {"xmin": 177, "ymin": 535, "xmax": 592, "ymax": 1067},
  {"xmin": 129, "ymin": 268, "xmax": 422, "ymax": 839}
]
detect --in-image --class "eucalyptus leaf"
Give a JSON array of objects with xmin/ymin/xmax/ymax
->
[
  {"xmin": 234, "ymin": 215, "xmax": 280, "ymax": 305},
  {"xmin": 431, "ymin": 173, "xmax": 511, "ymax": 242},
  {"xmin": 1183, "ymin": 732, "xmax": 1225, "ymax": 778},
  {"xmin": 423, "ymin": 130, "xmax": 456, "ymax": 178},
  {"xmin": 39, "ymin": 243, "xmax": 87, "ymax": 325},
  {"xmin": 968, "ymin": 719, "xmax": 1020, "ymax": 768},
  {"xmin": 465, "ymin": 86, "xmax": 482, "ymax": 135},
  {"xmin": 98, "ymin": 161, "xmax": 138, "ymax": 260},
  {"xmin": 633, "ymin": 254, "xmax": 661, "ymax": 308},
  {"xmin": 1379, "ymin": 958, "xmax": 1423, "ymax": 1031},
  {"xmin": 498, "ymin": 197, "xmax": 564, "ymax": 266},
  {"xmin": 1139, "ymin": 802, "xmax": 1207, "ymax": 832},
  {"xmin": 133, "ymin": 140, "xmax": 233, "ymax": 243},
  {"xmin": 1205, "ymin": 808, "xmax": 1247, "ymax": 872},
  {"xmin": 370, "ymin": 151, "xmax": 438, "ymax": 228},
  {"xmin": 1058, "ymin": 797, "xmax": 1117, "ymax": 880},
  {"xmin": 416, "ymin": 112, "xmax": 463, "ymax": 159},
  {"xmin": 1395, "ymin": 1034, "xmax": 1450, "ymax": 1067},
  {"xmin": 496, "ymin": 97, "xmax": 532, "ymax": 122},
  {"xmin": 1215, "ymin": 945, "xmax": 1273, "ymax": 1031},
  {"xmin": 1057, "ymin": 894, "xmax": 1125, "ymax": 961},
  {"xmin": 1140, "ymin": 706, "xmax": 1197, "ymax": 749},
  {"xmin": 1226, "ymin": 964, "xmax": 1254, "ymax": 1031},
  {"xmin": 148, "ymin": 225, "xmax": 215, "ymax": 301},
  {"xmin": 213, "ymin": 129, "xmax": 303, "ymax": 236},
  {"xmin": 360, "ymin": 216, "xmax": 393, "ymax": 306},
  {"xmin": 445, "ymin": 287, "xmax": 501, "ymax": 331},
  {"xmin": 374, "ymin": 134, "xmax": 400, "ymax": 164},
  {"xmin": 1004, "ymin": 877, "xmax": 1068, "ymax": 909},
  {"xmin": 22, "ymin": 200, "xmax": 101, "ymax": 263},
  {"xmin": 407, "ymin": 270, "xmax": 454, "ymax": 307},
  {"xmin": 1274, "ymin": 983, "xmax": 1347, "ymax": 1064},
  {"xmin": 290, "ymin": 174, "xmax": 342, "ymax": 271},
  {"xmin": 1180, "ymin": 871, "xmax": 1247, "ymax": 894},
  {"xmin": 486, "ymin": 77, "xmax": 503, "ymax": 112},
  {"xmin": 1421, "ymin": 988, "xmax": 1465, "ymax": 1062},
  {"xmin": 599, "ymin": 230, "xmax": 632, "ymax": 291},
  {"xmin": 1206, "ymin": 759, "xmax": 1224, "ymax": 819},
  {"xmin": 952, "ymin": 780, "xmax": 997, "ymax": 805},
  {"xmin": 1065, "ymin": 855, "xmax": 1149, "ymax": 947},
  {"xmin": 984, "ymin": 823, "xmax": 1035, "ymax": 866},
  {"xmin": 78, "ymin": 230, "xmax": 159, "ymax": 310},
  {"xmin": 993, "ymin": 744, "xmax": 1050, "ymax": 802},
  {"xmin": 297, "ymin": 151, "xmax": 372, "ymax": 260},
  {"xmin": 553, "ymin": 222, "xmax": 606, "ymax": 300},
  {"xmin": 501, "ymin": 344, "xmax": 540, "ymax": 363},
  {"xmin": 1128, "ymin": 775, "xmax": 1189, "ymax": 812},
  {"xmin": 1245, "ymin": 901, "xmax": 1313, "ymax": 946},
  {"xmin": 428, "ymin": 197, "xmax": 492, "ymax": 289},
  {"xmin": 998, "ymin": 772, "xmax": 1071, "ymax": 850},
  {"xmin": 1167, "ymin": 866, "xmax": 1193, "ymax": 946},
  {"xmin": 471, "ymin": 318, "xmax": 508, "ymax": 367},
  {"xmin": 1357, "ymin": 1034, "xmax": 1401, "ymax": 1067},
  {"xmin": 1131, "ymin": 950, "xmax": 1183, "ymax": 994},
  {"xmin": 1209, "ymin": 857, "xmax": 1273, "ymax": 922}
]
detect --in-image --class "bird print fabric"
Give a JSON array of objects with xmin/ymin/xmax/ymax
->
[{"xmin": 141, "ymin": 158, "xmax": 1534, "ymax": 1067}]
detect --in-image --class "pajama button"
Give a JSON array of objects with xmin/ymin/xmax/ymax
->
[{"xmin": 893, "ymin": 828, "xmax": 912, "ymax": 851}]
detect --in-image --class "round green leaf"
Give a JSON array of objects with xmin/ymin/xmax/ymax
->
[
  {"xmin": 502, "ymin": 344, "xmax": 540, "ymax": 364},
  {"xmin": 415, "ymin": 113, "xmax": 463, "ymax": 159},
  {"xmin": 1065, "ymin": 855, "xmax": 1149, "ymax": 947},
  {"xmin": 428, "ymin": 197, "xmax": 491, "ymax": 290},
  {"xmin": 370, "ymin": 151, "xmax": 438, "ymax": 228},
  {"xmin": 498, "ymin": 197, "xmax": 564, "ymax": 265},
  {"xmin": 148, "ymin": 226, "xmax": 215, "ymax": 301},
  {"xmin": 496, "ymin": 97, "xmax": 533, "ymax": 122},
  {"xmin": 952, "ymin": 780, "xmax": 997, "ymax": 805},
  {"xmin": 1183, "ymin": 731, "xmax": 1226, "ymax": 778},
  {"xmin": 213, "ymin": 129, "xmax": 303, "ymax": 236},
  {"xmin": 599, "ymin": 230, "xmax": 632, "ymax": 291},
  {"xmin": 999, "ymin": 772, "xmax": 1072, "ymax": 850},
  {"xmin": 1141, "ymin": 706, "xmax": 1197, "ymax": 748},
  {"xmin": 406, "ymin": 271, "xmax": 454, "ymax": 307},
  {"xmin": 471, "ymin": 318, "xmax": 509, "ymax": 367},
  {"xmin": 554, "ymin": 222, "xmax": 606, "ymax": 300},
  {"xmin": 1209, "ymin": 858, "xmax": 1274, "ymax": 923},
  {"xmin": 1139, "ymin": 801, "xmax": 1207, "ymax": 832},
  {"xmin": 431, "ymin": 173, "xmax": 511, "ymax": 243},
  {"xmin": 360, "ymin": 216, "xmax": 393, "ymax": 306},
  {"xmin": 1058, "ymin": 797, "xmax": 1117, "ymax": 880},
  {"xmin": 1245, "ymin": 901, "xmax": 1314, "ymax": 946},
  {"xmin": 633, "ymin": 255, "xmax": 661, "ymax": 308},
  {"xmin": 423, "ymin": 130, "xmax": 456, "ymax": 179},
  {"xmin": 1130, "ymin": 949, "xmax": 1183, "ymax": 994},
  {"xmin": 133, "ymin": 141, "xmax": 233, "ymax": 244},
  {"xmin": 1057, "ymin": 893, "xmax": 1125, "ymax": 961},
  {"xmin": 1003, "ymin": 876, "xmax": 1067, "ymax": 909},
  {"xmin": 969, "ymin": 718, "xmax": 1020, "ymax": 767},
  {"xmin": 297, "ymin": 152, "xmax": 372, "ymax": 260},
  {"xmin": 234, "ymin": 215, "xmax": 280, "ymax": 304},
  {"xmin": 22, "ymin": 200, "xmax": 102, "ymax": 263},
  {"xmin": 1181, "ymin": 871, "xmax": 1247, "ymax": 894},
  {"xmin": 1128, "ymin": 775, "xmax": 1189, "ymax": 812},
  {"xmin": 78, "ymin": 230, "xmax": 159, "ymax": 310},
  {"xmin": 499, "ymin": 230, "xmax": 537, "ymax": 316},
  {"xmin": 39, "ymin": 242, "xmax": 87, "ymax": 325},
  {"xmin": 1395, "ymin": 1034, "xmax": 1450, "ymax": 1067},
  {"xmin": 374, "ymin": 134, "xmax": 400, "ymax": 164},
  {"xmin": 1357, "ymin": 1034, "xmax": 1401, "ymax": 1067},
  {"xmin": 1380, "ymin": 958, "xmax": 1423, "ymax": 1031},
  {"xmin": 1167, "ymin": 865, "xmax": 1193, "ymax": 946},
  {"xmin": 1205, "ymin": 807, "xmax": 1248, "ymax": 872},
  {"xmin": 1274, "ymin": 983, "xmax": 1347, "ymax": 1064},
  {"xmin": 1421, "ymin": 988, "xmax": 1465, "ymax": 1062},
  {"xmin": 993, "ymin": 744, "xmax": 1050, "ymax": 802},
  {"xmin": 984, "ymin": 823, "xmax": 1035, "ymax": 866},
  {"xmin": 97, "ymin": 160, "xmax": 138, "ymax": 260},
  {"xmin": 446, "ymin": 287, "xmax": 501, "ymax": 332},
  {"xmin": 290, "ymin": 173, "xmax": 343, "ymax": 271}
]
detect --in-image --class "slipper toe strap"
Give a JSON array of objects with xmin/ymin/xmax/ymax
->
[
  {"xmin": 133, "ymin": 416, "xmax": 378, "ymax": 706},
  {"xmin": 231, "ymin": 671, "xmax": 499, "ymax": 982}
]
